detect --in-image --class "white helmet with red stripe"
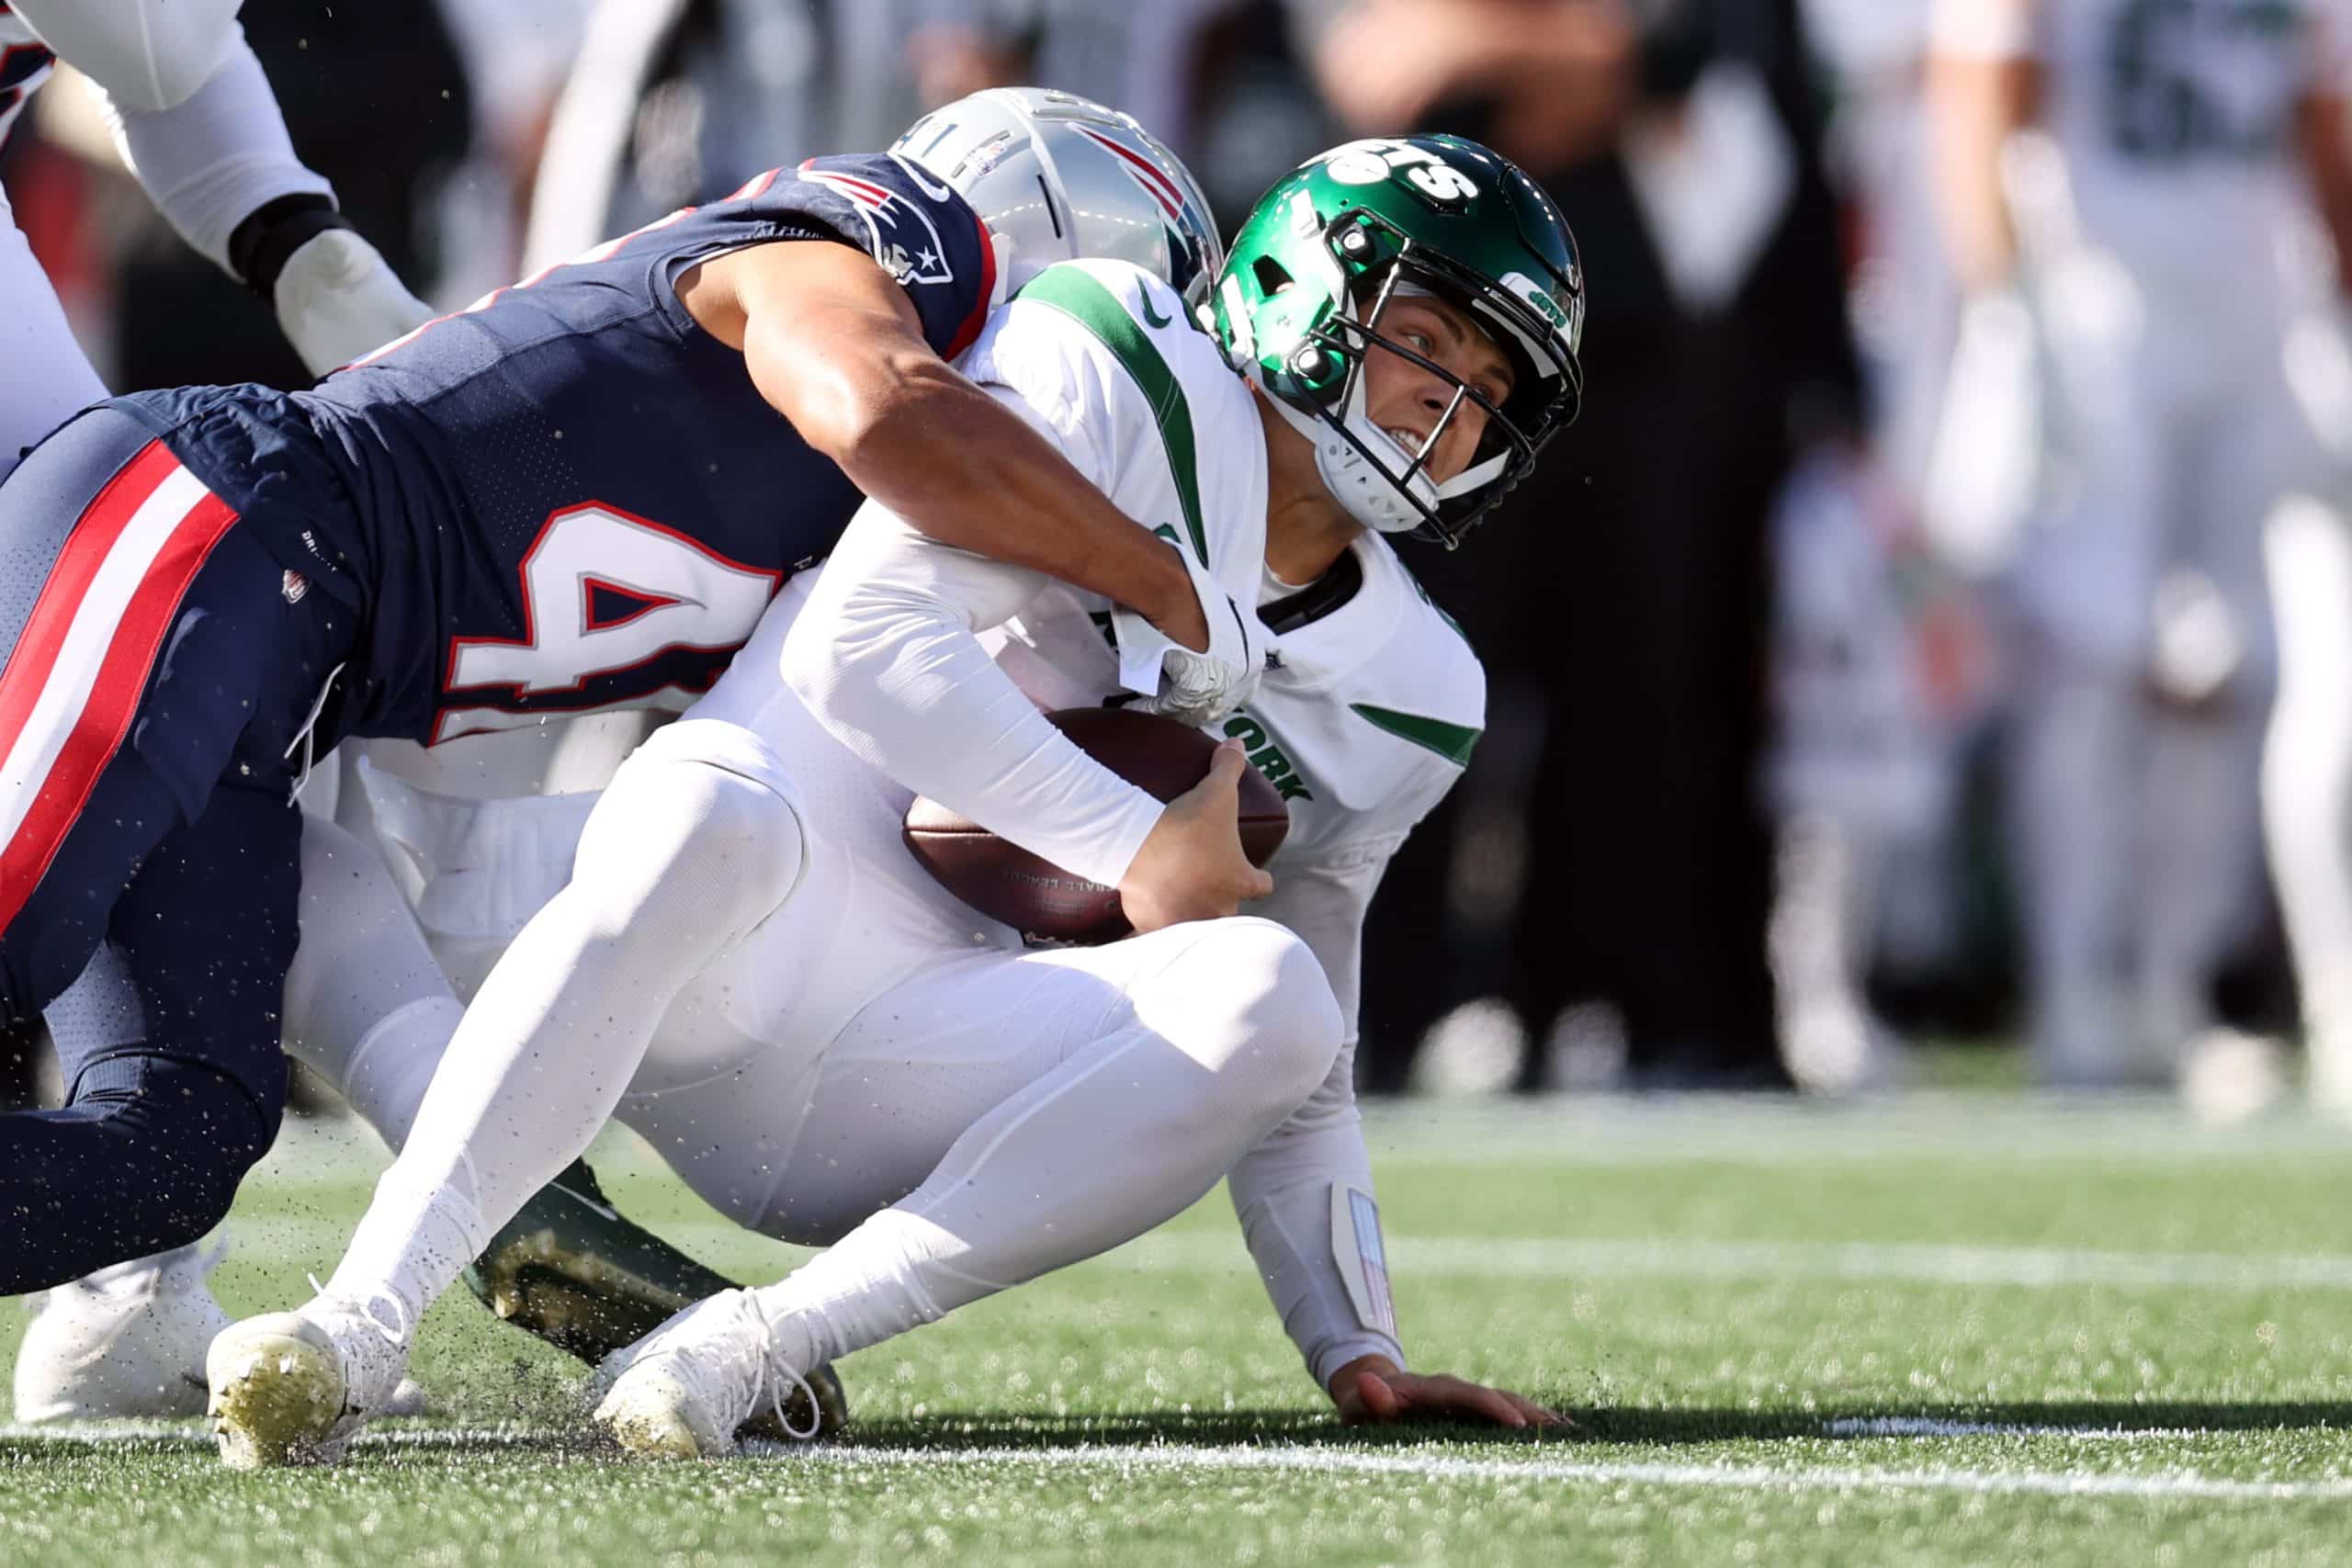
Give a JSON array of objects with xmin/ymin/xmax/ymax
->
[{"xmin": 893, "ymin": 87, "xmax": 1224, "ymax": 311}]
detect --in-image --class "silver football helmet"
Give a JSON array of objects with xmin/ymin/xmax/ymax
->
[{"xmin": 893, "ymin": 87, "xmax": 1223, "ymax": 310}]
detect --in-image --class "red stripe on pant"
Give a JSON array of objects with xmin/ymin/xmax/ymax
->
[
  {"xmin": 0, "ymin": 444, "xmax": 241, "ymax": 928},
  {"xmin": 0, "ymin": 440, "xmax": 182, "ymax": 764}
]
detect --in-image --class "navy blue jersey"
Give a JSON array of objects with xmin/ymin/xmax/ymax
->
[{"xmin": 110, "ymin": 152, "xmax": 996, "ymax": 745}]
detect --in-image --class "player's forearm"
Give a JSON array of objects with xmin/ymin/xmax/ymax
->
[
  {"xmin": 1925, "ymin": 51, "xmax": 2037, "ymax": 294},
  {"xmin": 2297, "ymin": 94, "xmax": 2352, "ymax": 298},
  {"xmin": 827, "ymin": 355, "xmax": 1206, "ymax": 649},
  {"xmin": 1228, "ymin": 1055, "xmax": 1405, "ymax": 1390},
  {"xmin": 781, "ymin": 506, "xmax": 1166, "ymax": 887}
]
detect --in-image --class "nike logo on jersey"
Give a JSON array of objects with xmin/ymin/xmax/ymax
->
[{"xmin": 1138, "ymin": 290, "xmax": 1172, "ymax": 330}]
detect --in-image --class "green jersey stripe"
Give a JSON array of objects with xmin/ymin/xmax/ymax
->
[
  {"xmin": 1016, "ymin": 267, "xmax": 1208, "ymax": 565},
  {"xmin": 1350, "ymin": 702, "xmax": 1480, "ymax": 766}
]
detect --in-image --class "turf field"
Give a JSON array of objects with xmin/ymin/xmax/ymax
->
[{"xmin": 7, "ymin": 1091, "xmax": 2352, "ymax": 1566}]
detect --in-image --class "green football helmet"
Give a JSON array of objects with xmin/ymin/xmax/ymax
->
[{"xmin": 1207, "ymin": 135, "xmax": 1584, "ymax": 548}]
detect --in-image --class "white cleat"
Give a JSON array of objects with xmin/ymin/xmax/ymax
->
[
  {"xmin": 592, "ymin": 1290, "xmax": 821, "ymax": 1461},
  {"xmin": 206, "ymin": 1291, "xmax": 413, "ymax": 1470},
  {"xmin": 14, "ymin": 1238, "xmax": 232, "ymax": 1421}
]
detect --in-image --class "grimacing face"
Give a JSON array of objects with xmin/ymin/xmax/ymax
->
[{"xmin": 1359, "ymin": 292, "xmax": 1514, "ymax": 488}]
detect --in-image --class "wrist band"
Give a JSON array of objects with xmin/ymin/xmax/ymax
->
[{"xmin": 228, "ymin": 193, "xmax": 354, "ymax": 300}]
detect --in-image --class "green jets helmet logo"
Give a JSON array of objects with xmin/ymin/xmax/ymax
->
[{"xmin": 1503, "ymin": 270, "xmax": 1570, "ymax": 336}]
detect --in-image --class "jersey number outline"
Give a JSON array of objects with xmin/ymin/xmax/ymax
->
[
  {"xmin": 2104, "ymin": 0, "xmax": 2300, "ymax": 163},
  {"xmin": 435, "ymin": 502, "xmax": 782, "ymax": 744}
]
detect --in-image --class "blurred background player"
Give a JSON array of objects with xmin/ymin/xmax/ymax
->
[
  {"xmin": 1, "ymin": 0, "xmax": 434, "ymax": 1422},
  {"xmin": 1926, "ymin": 0, "xmax": 2352, "ymax": 1089},
  {"xmin": 0, "ymin": 0, "xmax": 430, "ymax": 471},
  {"xmin": 1296, "ymin": 0, "xmax": 1864, "ymax": 1091}
]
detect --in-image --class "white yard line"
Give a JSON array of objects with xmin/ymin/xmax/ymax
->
[
  {"xmin": 6, "ymin": 1424, "xmax": 2344, "ymax": 1504},
  {"xmin": 194, "ymin": 1216, "xmax": 2352, "ymax": 1293},
  {"xmin": 778, "ymin": 1441, "xmax": 2352, "ymax": 1504},
  {"xmin": 1822, "ymin": 1418, "xmax": 2211, "ymax": 1440},
  {"xmin": 243, "ymin": 1095, "xmax": 2352, "ymax": 1187}
]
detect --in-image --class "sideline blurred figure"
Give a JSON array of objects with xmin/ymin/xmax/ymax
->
[
  {"xmin": 1927, "ymin": 0, "xmax": 2352, "ymax": 1089},
  {"xmin": 1310, "ymin": 0, "xmax": 1863, "ymax": 1091}
]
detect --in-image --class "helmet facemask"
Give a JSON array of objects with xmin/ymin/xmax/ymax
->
[{"xmin": 1241, "ymin": 209, "xmax": 1580, "ymax": 548}]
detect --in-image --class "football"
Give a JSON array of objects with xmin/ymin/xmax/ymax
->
[{"xmin": 904, "ymin": 706, "xmax": 1290, "ymax": 942}]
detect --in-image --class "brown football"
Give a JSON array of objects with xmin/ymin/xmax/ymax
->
[{"xmin": 904, "ymin": 706, "xmax": 1290, "ymax": 943}]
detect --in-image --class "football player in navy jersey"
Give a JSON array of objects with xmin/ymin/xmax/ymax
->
[{"xmin": 0, "ymin": 91, "xmax": 1264, "ymax": 1300}]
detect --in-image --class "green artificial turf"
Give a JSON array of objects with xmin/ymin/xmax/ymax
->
[{"xmin": 6, "ymin": 1094, "xmax": 2352, "ymax": 1567}]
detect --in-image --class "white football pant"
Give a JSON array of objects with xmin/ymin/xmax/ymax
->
[
  {"xmin": 2005, "ymin": 250, "xmax": 2294, "ymax": 1084},
  {"xmin": 311, "ymin": 580, "xmax": 1343, "ymax": 1366}
]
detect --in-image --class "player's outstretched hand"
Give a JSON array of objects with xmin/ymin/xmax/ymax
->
[
  {"xmin": 1329, "ymin": 1353, "xmax": 1567, "ymax": 1431},
  {"xmin": 1118, "ymin": 740, "xmax": 1275, "ymax": 932}
]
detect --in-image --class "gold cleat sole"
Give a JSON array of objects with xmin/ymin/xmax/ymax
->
[
  {"xmin": 205, "ymin": 1314, "xmax": 347, "ymax": 1471},
  {"xmin": 593, "ymin": 1366, "xmax": 727, "ymax": 1461}
]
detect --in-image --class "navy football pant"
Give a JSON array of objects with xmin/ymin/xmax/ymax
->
[{"xmin": 0, "ymin": 409, "xmax": 350, "ymax": 1292}]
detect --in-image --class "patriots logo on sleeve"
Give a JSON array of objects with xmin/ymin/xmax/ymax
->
[{"xmin": 796, "ymin": 162, "xmax": 956, "ymax": 288}]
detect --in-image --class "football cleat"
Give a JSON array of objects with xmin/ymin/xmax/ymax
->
[
  {"xmin": 466, "ymin": 1159, "xmax": 847, "ymax": 1438},
  {"xmin": 14, "ymin": 1237, "xmax": 232, "ymax": 1421},
  {"xmin": 591, "ymin": 1290, "xmax": 826, "ymax": 1460},
  {"xmin": 206, "ymin": 1290, "xmax": 413, "ymax": 1470}
]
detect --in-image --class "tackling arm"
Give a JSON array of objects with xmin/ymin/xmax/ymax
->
[{"xmin": 688, "ymin": 241, "xmax": 1213, "ymax": 653}]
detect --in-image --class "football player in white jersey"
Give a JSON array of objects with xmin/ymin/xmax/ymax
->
[
  {"xmin": 12, "ymin": 89, "xmax": 1272, "ymax": 1430},
  {"xmin": 0, "ymin": 0, "xmax": 430, "ymax": 474},
  {"xmin": 1928, "ymin": 0, "xmax": 2352, "ymax": 1085},
  {"xmin": 202, "ymin": 132, "xmax": 1585, "ymax": 1466}
]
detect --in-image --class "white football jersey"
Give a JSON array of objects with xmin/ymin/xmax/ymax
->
[
  {"xmin": 969, "ymin": 259, "xmax": 1484, "ymax": 1034},
  {"xmin": 2030, "ymin": 0, "xmax": 2347, "ymax": 300}
]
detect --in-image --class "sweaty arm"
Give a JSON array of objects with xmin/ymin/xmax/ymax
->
[
  {"xmin": 1925, "ymin": 0, "xmax": 2041, "ymax": 293},
  {"xmin": 1225, "ymin": 845, "xmax": 1406, "ymax": 1390},
  {"xmin": 685, "ymin": 240, "xmax": 1208, "ymax": 649}
]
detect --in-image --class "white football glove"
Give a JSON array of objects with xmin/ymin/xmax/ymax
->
[
  {"xmin": 1921, "ymin": 286, "xmax": 2041, "ymax": 577},
  {"xmin": 273, "ymin": 228, "xmax": 434, "ymax": 378},
  {"xmin": 1110, "ymin": 547, "xmax": 1274, "ymax": 728}
]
